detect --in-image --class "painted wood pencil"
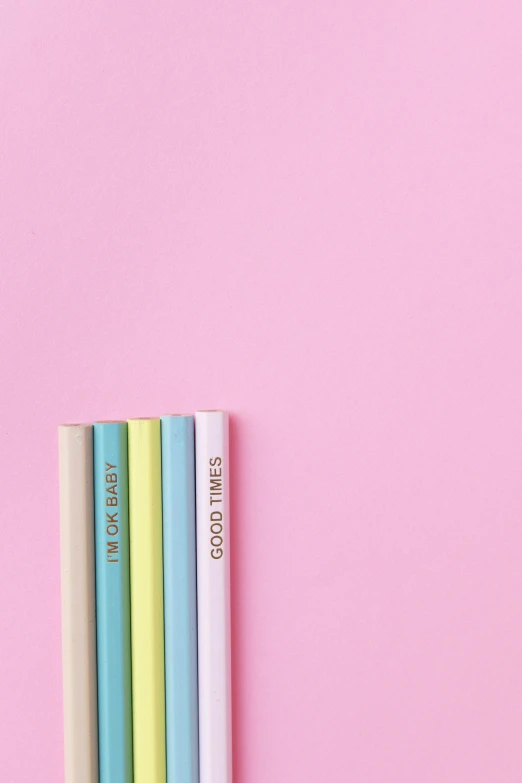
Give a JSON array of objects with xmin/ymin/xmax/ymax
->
[
  {"xmin": 94, "ymin": 421, "xmax": 133, "ymax": 783},
  {"xmin": 58, "ymin": 423, "xmax": 98, "ymax": 783},
  {"xmin": 128, "ymin": 418, "xmax": 166, "ymax": 783},
  {"xmin": 161, "ymin": 415, "xmax": 199, "ymax": 783},
  {"xmin": 195, "ymin": 411, "xmax": 232, "ymax": 783}
]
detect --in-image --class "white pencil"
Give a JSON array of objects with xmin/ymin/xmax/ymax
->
[
  {"xmin": 195, "ymin": 411, "xmax": 232, "ymax": 783},
  {"xmin": 58, "ymin": 424, "xmax": 99, "ymax": 783}
]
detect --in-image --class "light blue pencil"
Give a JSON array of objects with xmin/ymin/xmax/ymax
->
[
  {"xmin": 94, "ymin": 422, "xmax": 133, "ymax": 783},
  {"xmin": 161, "ymin": 415, "xmax": 199, "ymax": 783}
]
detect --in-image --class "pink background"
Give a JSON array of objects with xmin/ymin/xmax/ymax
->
[{"xmin": 1, "ymin": 2, "xmax": 522, "ymax": 781}]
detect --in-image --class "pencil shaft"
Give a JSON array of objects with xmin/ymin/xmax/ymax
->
[
  {"xmin": 162, "ymin": 416, "xmax": 199, "ymax": 783},
  {"xmin": 58, "ymin": 424, "xmax": 99, "ymax": 783},
  {"xmin": 195, "ymin": 411, "xmax": 232, "ymax": 783},
  {"xmin": 128, "ymin": 418, "xmax": 166, "ymax": 783},
  {"xmin": 94, "ymin": 422, "xmax": 133, "ymax": 783}
]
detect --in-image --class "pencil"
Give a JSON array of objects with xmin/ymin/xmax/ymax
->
[
  {"xmin": 94, "ymin": 422, "xmax": 133, "ymax": 783},
  {"xmin": 161, "ymin": 415, "xmax": 199, "ymax": 783},
  {"xmin": 128, "ymin": 418, "xmax": 166, "ymax": 783},
  {"xmin": 58, "ymin": 424, "xmax": 99, "ymax": 783},
  {"xmin": 195, "ymin": 411, "xmax": 232, "ymax": 783}
]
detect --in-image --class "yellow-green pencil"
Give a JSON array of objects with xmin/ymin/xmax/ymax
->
[{"xmin": 128, "ymin": 418, "xmax": 166, "ymax": 783}]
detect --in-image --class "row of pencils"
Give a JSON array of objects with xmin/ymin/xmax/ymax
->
[{"xmin": 58, "ymin": 411, "xmax": 231, "ymax": 783}]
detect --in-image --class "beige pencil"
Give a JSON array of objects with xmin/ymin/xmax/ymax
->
[{"xmin": 59, "ymin": 424, "xmax": 99, "ymax": 783}]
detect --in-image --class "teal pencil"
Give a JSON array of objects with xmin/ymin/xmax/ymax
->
[
  {"xmin": 94, "ymin": 422, "xmax": 133, "ymax": 783},
  {"xmin": 161, "ymin": 416, "xmax": 199, "ymax": 783}
]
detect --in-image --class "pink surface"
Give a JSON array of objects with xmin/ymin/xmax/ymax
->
[{"xmin": 1, "ymin": 2, "xmax": 522, "ymax": 781}]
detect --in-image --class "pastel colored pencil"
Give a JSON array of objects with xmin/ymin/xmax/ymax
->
[
  {"xmin": 94, "ymin": 422, "xmax": 133, "ymax": 783},
  {"xmin": 195, "ymin": 411, "xmax": 232, "ymax": 783},
  {"xmin": 161, "ymin": 415, "xmax": 199, "ymax": 783},
  {"xmin": 58, "ymin": 424, "xmax": 99, "ymax": 783},
  {"xmin": 128, "ymin": 418, "xmax": 166, "ymax": 783}
]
